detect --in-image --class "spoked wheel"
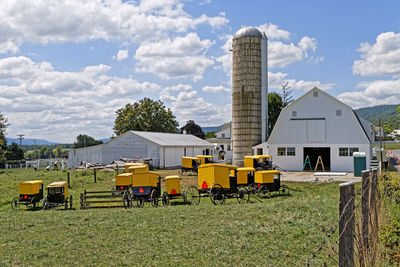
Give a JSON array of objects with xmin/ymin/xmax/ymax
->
[
  {"xmin": 209, "ymin": 184, "xmax": 225, "ymax": 205},
  {"xmin": 184, "ymin": 186, "xmax": 200, "ymax": 206},
  {"xmin": 11, "ymin": 196, "xmax": 20, "ymax": 210},
  {"xmin": 42, "ymin": 199, "xmax": 49, "ymax": 210},
  {"xmin": 123, "ymin": 191, "xmax": 132, "ymax": 209},
  {"xmin": 31, "ymin": 199, "xmax": 37, "ymax": 209},
  {"xmin": 65, "ymin": 199, "xmax": 68, "ymax": 210},
  {"xmin": 280, "ymin": 185, "xmax": 290, "ymax": 196},
  {"xmin": 151, "ymin": 190, "xmax": 159, "ymax": 208},
  {"xmin": 236, "ymin": 187, "xmax": 250, "ymax": 204},
  {"xmin": 136, "ymin": 198, "xmax": 145, "ymax": 208},
  {"xmin": 162, "ymin": 192, "xmax": 170, "ymax": 206},
  {"xmin": 257, "ymin": 185, "xmax": 271, "ymax": 198},
  {"xmin": 247, "ymin": 184, "xmax": 258, "ymax": 195},
  {"xmin": 69, "ymin": 195, "xmax": 73, "ymax": 210}
]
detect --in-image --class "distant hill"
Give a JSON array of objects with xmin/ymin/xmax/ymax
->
[
  {"xmin": 355, "ymin": 104, "xmax": 400, "ymax": 128},
  {"xmin": 202, "ymin": 125, "xmax": 223, "ymax": 133},
  {"xmin": 6, "ymin": 138, "xmax": 59, "ymax": 146}
]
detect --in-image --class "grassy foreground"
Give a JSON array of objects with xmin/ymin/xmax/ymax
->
[{"xmin": 0, "ymin": 168, "xmax": 343, "ymax": 266}]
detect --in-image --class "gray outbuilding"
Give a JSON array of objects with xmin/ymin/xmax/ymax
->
[{"xmin": 68, "ymin": 131, "xmax": 214, "ymax": 169}]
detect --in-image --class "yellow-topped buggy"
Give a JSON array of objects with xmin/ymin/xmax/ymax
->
[
  {"xmin": 42, "ymin": 181, "xmax": 73, "ymax": 210},
  {"xmin": 196, "ymin": 155, "xmax": 214, "ymax": 165},
  {"xmin": 244, "ymin": 155, "xmax": 274, "ymax": 171},
  {"xmin": 179, "ymin": 156, "xmax": 200, "ymax": 175},
  {"xmin": 189, "ymin": 163, "xmax": 250, "ymax": 205},
  {"xmin": 125, "ymin": 170, "xmax": 161, "ymax": 208},
  {"xmin": 11, "ymin": 180, "xmax": 44, "ymax": 210},
  {"xmin": 254, "ymin": 170, "xmax": 289, "ymax": 197}
]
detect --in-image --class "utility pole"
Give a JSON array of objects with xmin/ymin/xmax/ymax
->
[{"xmin": 17, "ymin": 134, "xmax": 24, "ymax": 146}]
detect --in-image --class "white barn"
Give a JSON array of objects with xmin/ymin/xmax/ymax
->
[
  {"xmin": 68, "ymin": 131, "xmax": 214, "ymax": 169},
  {"xmin": 253, "ymin": 88, "xmax": 373, "ymax": 172}
]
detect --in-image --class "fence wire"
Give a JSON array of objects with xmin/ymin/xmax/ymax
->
[{"xmin": 305, "ymin": 169, "xmax": 380, "ymax": 267}]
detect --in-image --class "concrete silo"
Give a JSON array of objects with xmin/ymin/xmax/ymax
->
[{"xmin": 232, "ymin": 26, "xmax": 268, "ymax": 166}]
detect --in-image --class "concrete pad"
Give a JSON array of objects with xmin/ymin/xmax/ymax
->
[{"xmin": 280, "ymin": 171, "xmax": 361, "ymax": 183}]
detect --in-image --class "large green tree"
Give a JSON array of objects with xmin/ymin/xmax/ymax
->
[
  {"xmin": 73, "ymin": 134, "xmax": 103, "ymax": 149},
  {"xmin": 268, "ymin": 92, "xmax": 284, "ymax": 136},
  {"xmin": 180, "ymin": 120, "xmax": 205, "ymax": 139},
  {"xmin": 114, "ymin": 98, "xmax": 178, "ymax": 135},
  {"xmin": 0, "ymin": 112, "xmax": 8, "ymax": 164},
  {"xmin": 5, "ymin": 142, "xmax": 24, "ymax": 161}
]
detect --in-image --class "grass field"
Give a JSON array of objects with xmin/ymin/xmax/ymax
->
[
  {"xmin": 0, "ymin": 168, "xmax": 347, "ymax": 266},
  {"xmin": 374, "ymin": 142, "xmax": 400, "ymax": 150}
]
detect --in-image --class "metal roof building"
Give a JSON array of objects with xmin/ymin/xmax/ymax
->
[
  {"xmin": 253, "ymin": 87, "xmax": 373, "ymax": 172},
  {"xmin": 68, "ymin": 131, "xmax": 214, "ymax": 169}
]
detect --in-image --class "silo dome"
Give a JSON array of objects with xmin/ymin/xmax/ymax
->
[{"xmin": 233, "ymin": 26, "xmax": 262, "ymax": 39}]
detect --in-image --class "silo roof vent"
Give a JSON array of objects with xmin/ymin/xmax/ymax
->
[{"xmin": 233, "ymin": 26, "xmax": 262, "ymax": 39}]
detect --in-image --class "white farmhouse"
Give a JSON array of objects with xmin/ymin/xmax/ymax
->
[
  {"xmin": 68, "ymin": 131, "xmax": 214, "ymax": 169},
  {"xmin": 253, "ymin": 88, "xmax": 373, "ymax": 172}
]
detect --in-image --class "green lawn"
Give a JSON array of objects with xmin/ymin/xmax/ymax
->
[
  {"xmin": 0, "ymin": 168, "xmax": 345, "ymax": 266},
  {"xmin": 374, "ymin": 142, "xmax": 400, "ymax": 150}
]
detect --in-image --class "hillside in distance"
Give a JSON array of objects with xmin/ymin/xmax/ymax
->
[{"xmin": 355, "ymin": 104, "xmax": 400, "ymax": 128}]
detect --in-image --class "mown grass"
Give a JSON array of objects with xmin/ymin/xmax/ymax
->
[
  {"xmin": 374, "ymin": 142, "xmax": 400, "ymax": 150},
  {"xmin": 0, "ymin": 168, "xmax": 347, "ymax": 266}
]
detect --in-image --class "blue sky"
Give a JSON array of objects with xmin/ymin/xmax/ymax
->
[{"xmin": 1, "ymin": 0, "xmax": 399, "ymax": 143}]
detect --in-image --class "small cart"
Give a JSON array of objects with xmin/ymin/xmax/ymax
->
[
  {"xmin": 128, "ymin": 170, "xmax": 161, "ymax": 208},
  {"xmin": 42, "ymin": 181, "xmax": 73, "ymax": 210},
  {"xmin": 11, "ymin": 180, "xmax": 44, "ymax": 210},
  {"xmin": 162, "ymin": 176, "xmax": 200, "ymax": 206},
  {"xmin": 115, "ymin": 173, "xmax": 133, "ymax": 191},
  {"xmin": 196, "ymin": 155, "xmax": 214, "ymax": 165},
  {"xmin": 254, "ymin": 170, "xmax": 289, "ymax": 197}
]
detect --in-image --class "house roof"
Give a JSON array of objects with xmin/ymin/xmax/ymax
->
[
  {"xmin": 131, "ymin": 131, "xmax": 213, "ymax": 147},
  {"xmin": 206, "ymin": 137, "xmax": 231, "ymax": 144}
]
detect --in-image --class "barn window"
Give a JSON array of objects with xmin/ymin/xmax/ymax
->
[
  {"xmin": 339, "ymin": 148, "xmax": 349, "ymax": 157},
  {"xmin": 292, "ymin": 111, "xmax": 297, "ymax": 117},
  {"xmin": 313, "ymin": 91, "xmax": 318, "ymax": 97},
  {"xmin": 336, "ymin": 109, "xmax": 342, "ymax": 116},
  {"xmin": 277, "ymin": 147, "xmax": 286, "ymax": 156},
  {"xmin": 287, "ymin": 147, "xmax": 296, "ymax": 156},
  {"xmin": 349, "ymin": 147, "xmax": 359, "ymax": 156}
]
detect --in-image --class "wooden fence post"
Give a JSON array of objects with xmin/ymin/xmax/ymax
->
[
  {"xmin": 370, "ymin": 168, "xmax": 378, "ymax": 240},
  {"xmin": 360, "ymin": 170, "xmax": 370, "ymax": 266},
  {"xmin": 116, "ymin": 165, "xmax": 119, "ymax": 176},
  {"xmin": 94, "ymin": 168, "xmax": 97, "ymax": 183},
  {"xmin": 67, "ymin": 172, "xmax": 71, "ymax": 189},
  {"xmin": 339, "ymin": 181, "xmax": 355, "ymax": 267}
]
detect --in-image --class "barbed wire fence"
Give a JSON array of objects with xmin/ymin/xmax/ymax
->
[{"xmin": 305, "ymin": 168, "xmax": 380, "ymax": 267}]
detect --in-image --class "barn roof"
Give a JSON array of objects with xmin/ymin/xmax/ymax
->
[{"xmin": 131, "ymin": 131, "xmax": 213, "ymax": 147}]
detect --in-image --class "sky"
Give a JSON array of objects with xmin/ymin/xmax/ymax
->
[{"xmin": 1, "ymin": 0, "xmax": 400, "ymax": 143}]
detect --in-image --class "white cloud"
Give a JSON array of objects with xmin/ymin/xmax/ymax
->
[
  {"xmin": 353, "ymin": 32, "xmax": 400, "ymax": 78},
  {"xmin": 135, "ymin": 33, "xmax": 215, "ymax": 81},
  {"xmin": 114, "ymin": 50, "xmax": 129, "ymax": 61},
  {"xmin": 0, "ymin": 56, "xmax": 162, "ymax": 142},
  {"xmin": 160, "ymin": 90, "xmax": 231, "ymax": 126},
  {"xmin": 0, "ymin": 0, "xmax": 228, "ymax": 54},
  {"xmin": 257, "ymin": 23, "xmax": 290, "ymax": 40},
  {"xmin": 268, "ymin": 72, "xmax": 334, "ymax": 91},
  {"xmin": 337, "ymin": 79, "xmax": 400, "ymax": 109},
  {"xmin": 202, "ymin": 85, "xmax": 230, "ymax": 93}
]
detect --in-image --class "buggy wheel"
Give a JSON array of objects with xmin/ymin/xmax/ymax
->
[
  {"xmin": 184, "ymin": 186, "xmax": 200, "ymax": 206},
  {"xmin": 42, "ymin": 199, "xmax": 49, "ymax": 210},
  {"xmin": 257, "ymin": 186, "xmax": 271, "ymax": 198},
  {"xmin": 31, "ymin": 199, "xmax": 37, "ymax": 209},
  {"xmin": 69, "ymin": 195, "xmax": 73, "ymax": 210},
  {"xmin": 280, "ymin": 185, "xmax": 290, "ymax": 195},
  {"xmin": 136, "ymin": 198, "xmax": 144, "ymax": 208},
  {"xmin": 162, "ymin": 192, "xmax": 170, "ymax": 206},
  {"xmin": 209, "ymin": 184, "xmax": 225, "ymax": 205},
  {"xmin": 236, "ymin": 187, "xmax": 250, "ymax": 204},
  {"xmin": 123, "ymin": 191, "xmax": 132, "ymax": 209},
  {"xmin": 151, "ymin": 190, "xmax": 159, "ymax": 207},
  {"xmin": 11, "ymin": 196, "xmax": 20, "ymax": 210},
  {"xmin": 247, "ymin": 183, "xmax": 257, "ymax": 195}
]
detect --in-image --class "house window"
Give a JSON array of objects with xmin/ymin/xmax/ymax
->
[
  {"xmin": 349, "ymin": 147, "xmax": 359, "ymax": 156},
  {"xmin": 277, "ymin": 147, "xmax": 286, "ymax": 156},
  {"xmin": 313, "ymin": 91, "xmax": 318, "ymax": 97},
  {"xmin": 287, "ymin": 147, "xmax": 296, "ymax": 156},
  {"xmin": 257, "ymin": 148, "xmax": 263, "ymax": 155},
  {"xmin": 339, "ymin": 148, "xmax": 349, "ymax": 157},
  {"xmin": 222, "ymin": 133, "xmax": 225, "ymax": 138},
  {"xmin": 292, "ymin": 111, "xmax": 297, "ymax": 117},
  {"xmin": 220, "ymin": 145, "xmax": 224, "ymax": 150},
  {"xmin": 336, "ymin": 109, "xmax": 342, "ymax": 116}
]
